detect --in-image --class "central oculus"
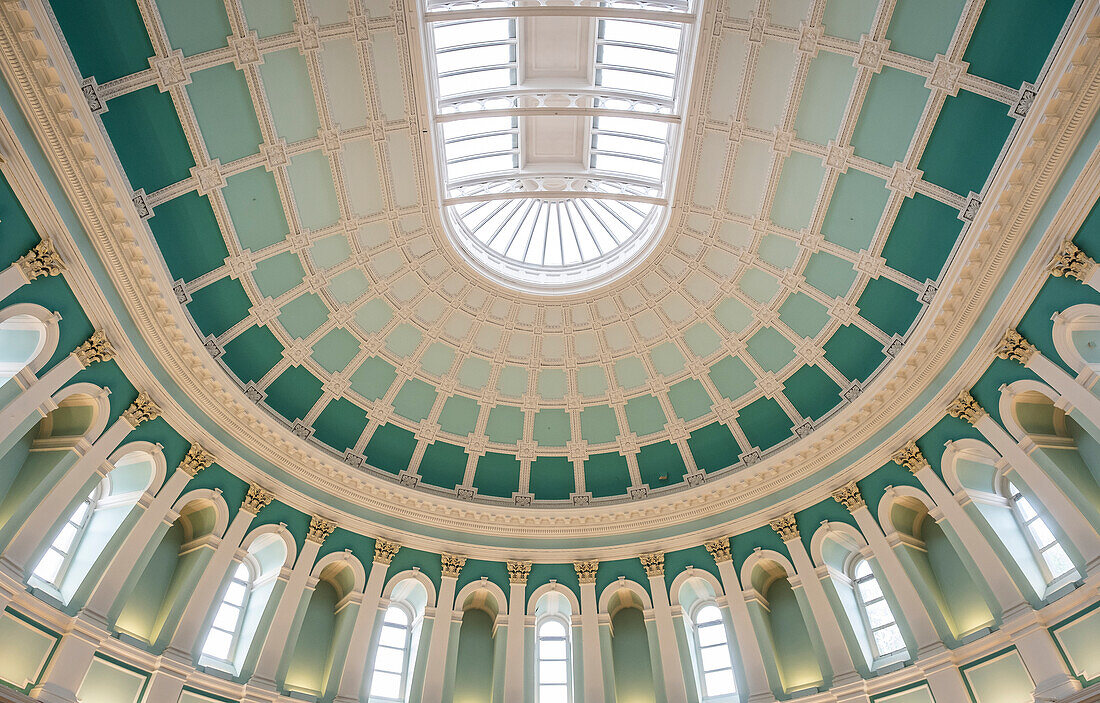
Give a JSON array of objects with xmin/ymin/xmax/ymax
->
[{"xmin": 418, "ymin": 0, "xmax": 701, "ymax": 294}]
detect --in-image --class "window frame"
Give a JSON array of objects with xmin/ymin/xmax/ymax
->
[
  {"xmin": 848, "ymin": 556, "xmax": 906, "ymax": 663},
  {"xmin": 32, "ymin": 484, "xmax": 102, "ymax": 588},
  {"xmin": 535, "ymin": 613, "xmax": 573, "ymax": 703},
  {"xmin": 200, "ymin": 559, "xmax": 256, "ymax": 667},
  {"xmin": 369, "ymin": 603, "xmax": 416, "ymax": 703},
  {"xmin": 1003, "ymin": 478, "xmax": 1076, "ymax": 584},
  {"xmin": 687, "ymin": 601, "xmax": 737, "ymax": 701}
]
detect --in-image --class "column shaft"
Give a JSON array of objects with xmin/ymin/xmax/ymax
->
[
  {"xmin": 503, "ymin": 581, "xmax": 526, "ymax": 702},
  {"xmin": 29, "ymin": 631, "xmax": 99, "ymax": 703},
  {"xmin": 249, "ymin": 538, "xmax": 322, "ymax": 688},
  {"xmin": 335, "ymin": 559, "xmax": 390, "ymax": 702},
  {"xmin": 784, "ymin": 536, "xmax": 859, "ymax": 679},
  {"xmin": 713, "ymin": 559, "xmax": 771, "ymax": 700},
  {"xmin": 646, "ymin": 574, "xmax": 688, "ymax": 703},
  {"xmin": 578, "ymin": 581, "xmax": 605, "ymax": 703},
  {"xmin": 420, "ymin": 575, "xmax": 459, "ymax": 703},
  {"xmin": 0, "ymin": 354, "xmax": 82, "ymax": 449}
]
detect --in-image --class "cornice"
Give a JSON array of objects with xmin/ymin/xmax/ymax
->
[{"xmin": 0, "ymin": 0, "xmax": 1098, "ymax": 559}]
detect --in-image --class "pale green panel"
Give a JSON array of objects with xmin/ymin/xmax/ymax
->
[
  {"xmin": 692, "ymin": 132, "xmax": 729, "ymax": 209},
  {"xmin": 1071, "ymin": 329, "xmax": 1100, "ymax": 366},
  {"xmin": 349, "ymin": 357, "xmax": 397, "ymax": 399},
  {"xmin": 342, "ymin": 139, "xmax": 385, "ymax": 217},
  {"xmin": 876, "ymin": 685, "xmax": 935, "ymax": 703},
  {"xmin": 241, "ymin": 0, "xmax": 296, "ymax": 38},
  {"xmin": 718, "ymin": 220, "xmax": 754, "ymax": 248},
  {"xmin": 421, "ymin": 342, "xmax": 456, "ymax": 376},
  {"xmin": 794, "ymin": 51, "xmax": 858, "ymax": 146},
  {"xmin": 533, "ymin": 408, "xmax": 570, "ymax": 446},
  {"xmin": 740, "ymin": 268, "xmax": 781, "ymax": 305},
  {"xmin": 668, "ymin": 378, "xmax": 713, "ymax": 421},
  {"xmin": 804, "ymin": 251, "xmax": 857, "ymax": 298},
  {"xmin": 497, "ymin": 366, "xmax": 527, "ymax": 397},
  {"xmin": 287, "ymin": 150, "xmax": 341, "ymax": 230},
  {"xmin": 0, "ymin": 613, "xmax": 56, "ymax": 689},
  {"xmin": 745, "ymin": 41, "xmax": 799, "ymax": 131},
  {"xmin": 253, "ymin": 251, "xmax": 305, "ymax": 298},
  {"xmin": 770, "ymin": 151, "xmax": 826, "ymax": 231},
  {"xmin": 385, "ymin": 323, "xmax": 422, "ymax": 357},
  {"xmin": 327, "ymin": 267, "xmax": 370, "ymax": 304},
  {"xmin": 684, "ymin": 322, "xmax": 722, "ymax": 357},
  {"xmin": 354, "ymin": 297, "xmax": 393, "ymax": 334},
  {"xmin": 747, "ymin": 327, "xmax": 796, "ymax": 374},
  {"xmin": 709, "ymin": 355, "xmax": 757, "ymax": 400},
  {"xmin": 650, "ymin": 342, "xmax": 686, "ymax": 376},
  {"xmin": 458, "ymin": 357, "xmax": 491, "ymax": 390},
  {"xmin": 155, "ymin": 0, "xmax": 230, "ymax": 55},
  {"xmin": 1053, "ymin": 608, "xmax": 1100, "ymax": 682},
  {"xmin": 186, "ymin": 65, "xmax": 260, "ymax": 163},
  {"xmin": 310, "ymin": 234, "xmax": 352, "ymax": 270},
  {"xmin": 822, "ymin": 0, "xmax": 877, "ymax": 41},
  {"xmin": 320, "ymin": 39, "xmax": 370, "ymax": 129},
  {"xmin": 577, "ymin": 366, "xmax": 609, "ymax": 397},
  {"xmin": 963, "ymin": 652, "xmax": 1034, "ymax": 703},
  {"xmin": 614, "ymin": 357, "xmax": 648, "ymax": 389},
  {"xmin": 370, "ymin": 32, "xmax": 408, "ymax": 121},
  {"xmin": 393, "ymin": 379, "xmax": 437, "ymax": 422},
  {"xmin": 386, "ymin": 130, "xmax": 420, "ymax": 208},
  {"xmin": 852, "ymin": 67, "xmax": 929, "ymax": 167},
  {"xmin": 362, "ymin": 0, "xmax": 391, "ymax": 17},
  {"xmin": 538, "ymin": 368, "xmax": 567, "ymax": 399},
  {"xmin": 768, "ymin": 0, "xmax": 813, "ymax": 27},
  {"xmin": 580, "ymin": 405, "xmax": 619, "ymax": 444},
  {"xmin": 76, "ymin": 658, "xmax": 146, "ymax": 703},
  {"xmin": 725, "ymin": 138, "xmax": 772, "ymax": 218},
  {"xmin": 714, "ymin": 297, "xmax": 754, "ymax": 333},
  {"xmin": 280, "ymin": 293, "xmax": 330, "ymax": 339},
  {"xmin": 758, "ymin": 234, "xmax": 799, "ymax": 269},
  {"xmin": 708, "ymin": 35, "xmax": 749, "ymax": 121},
  {"xmin": 778, "ymin": 292, "xmax": 830, "ymax": 338},
  {"xmin": 260, "ymin": 48, "xmax": 321, "ymax": 143},
  {"xmin": 308, "ymin": 0, "xmax": 352, "ymax": 25},
  {"xmin": 886, "ymin": 0, "xmax": 966, "ymax": 62},
  {"xmin": 728, "ymin": 0, "xmax": 755, "ymax": 19},
  {"xmin": 625, "ymin": 395, "xmax": 667, "ymax": 435},
  {"xmin": 312, "ymin": 328, "xmax": 360, "ymax": 373}
]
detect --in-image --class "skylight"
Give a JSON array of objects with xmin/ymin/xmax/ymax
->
[{"xmin": 419, "ymin": 0, "xmax": 701, "ymax": 293}]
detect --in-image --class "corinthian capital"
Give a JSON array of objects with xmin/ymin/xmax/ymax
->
[
  {"xmin": 307, "ymin": 516, "xmax": 336, "ymax": 544},
  {"xmin": 241, "ymin": 483, "xmax": 274, "ymax": 514},
  {"xmin": 16, "ymin": 239, "xmax": 65, "ymax": 280},
  {"xmin": 73, "ymin": 330, "xmax": 115, "ymax": 367},
  {"xmin": 122, "ymin": 391, "xmax": 161, "ymax": 426},
  {"xmin": 639, "ymin": 552, "xmax": 664, "ymax": 577},
  {"xmin": 374, "ymin": 539, "xmax": 400, "ymax": 565},
  {"xmin": 1049, "ymin": 241, "xmax": 1096, "ymax": 281},
  {"xmin": 179, "ymin": 443, "xmax": 214, "ymax": 476},
  {"xmin": 995, "ymin": 329, "xmax": 1037, "ymax": 365},
  {"xmin": 769, "ymin": 513, "xmax": 799, "ymax": 541},
  {"xmin": 831, "ymin": 481, "xmax": 865, "ymax": 512},
  {"xmin": 891, "ymin": 441, "xmax": 928, "ymax": 474},
  {"xmin": 507, "ymin": 560, "xmax": 532, "ymax": 584},
  {"xmin": 442, "ymin": 554, "xmax": 467, "ymax": 578},
  {"xmin": 947, "ymin": 390, "xmax": 987, "ymax": 425},
  {"xmin": 573, "ymin": 560, "xmax": 598, "ymax": 584},
  {"xmin": 704, "ymin": 538, "xmax": 731, "ymax": 564}
]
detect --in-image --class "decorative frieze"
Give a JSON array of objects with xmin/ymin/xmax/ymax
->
[
  {"xmin": 947, "ymin": 390, "xmax": 987, "ymax": 425},
  {"xmin": 995, "ymin": 329, "xmax": 1037, "ymax": 364},
  {"xmin": 507, "ymin": 561, "xmax": 532, "ymax": 584},
  {"xmin": 769, "ymin": 513, "xmax": 799, "ymax": 541},
  {"xmin": 704, "ymin": 538, "xmax": 732, "ymax": 564},
  {"xmin": 832, "ymin": 481, "xmax": 866, "ymax": 512},
  {"xmin": 122, "ymin": 392, "xmax": 161, "ymax": 426},
  {"xmin": 573, "ymin": 560, "xmax": 598, "ymax": 584},
  {"xmin": 639, "ymin": 552, "xmax": 665, "ymax": 577},
  {"xmin": 441, "ymin": 554, "xmax": 467, "ymax": 578},
  {"xmin": 307, "ymin": 516, "xmax": 337, "ymax": 544},
  {"xmin": 891, "ymin": 441, "xmax": 927, "ymax": 474},
  {"xmin": 1049, "ymin": 241, "xmax": 1096, "ymax": 281},
  {"xmin": 73, "ymin": 330, "xmax": 115, "ymax": 367},
  {"xmin": 374, "ymin": 539, "xmax": 401, "ymax": 565},
  {"xmin": 179, "ymin": 443, "xmax": 214, "ymax": 476},
  {"xmin": 241, "ymin": 483, "xmax": 274, "ymax": 515},
  {"xmin": 16, "ymin": 238, "xmax": 64, "ymax": 280}
]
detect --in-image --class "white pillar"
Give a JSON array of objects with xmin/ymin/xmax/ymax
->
[
  {"xmin": 1009, "ymin": 618, "xmax": 1082, "ymax": 700},
  {"xmin": 28, "ymin": 629, "xmax": 100, "ymax": 703},
  {"xmin": 640, "ymin": 553, "xmax": 688, "ymax": 703},
  {"xmin": 1, "ymin": 392, "xmax": 160, "ymax": 576},
  {"xmin": 503, "ymin": 561, "xmax": 529, "ymax": 703},
  {"xmin": 248, "ymin": 516, "xmax": 331, "ymax": 690},
  {"xmin": 81, "ymin": 444, "xmax": 214, "ymax": 623},
  {"xmin": 164, "ymin": 484, "xmax": 271, "ymax": 662},
  {"xmin": 139, "ymin": 663, "xmax": 190, "ymax": 703},
  {"xmin": 0, "ymin": 239, "xmax": 65, "ymax": 301},
  {"xmin": 575, "ymin": 561, "xmax": 605, "ymax": 703},
  {"xmin": 771, "ymin": 515, "xmax": 860, "ymax": 682},
  {"xmin": 705, "ymin": 540, "xmax": 771, "ymax": 702},
  {"xmin": 334, "ymin": 540, "xmax": 397, "ymax": 703},
  {"xmin": 922, "ymin": 657, "xmax": 972, "ymax": 702},
  {"xmin": 420, "ymin": 555, "xmax": 464, "ymax": 703},
  {"xmin": 833, "ymin": 483, "xmax": 943, "ymax": 654},
  {"xmin": 949, "ymin": 391, "xmax": 1100, "ymax": 569}
]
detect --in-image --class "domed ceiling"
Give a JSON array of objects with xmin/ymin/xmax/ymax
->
[{"xmin": 49, "ymin": 0, "xmax": 1070, "ymax": 505}]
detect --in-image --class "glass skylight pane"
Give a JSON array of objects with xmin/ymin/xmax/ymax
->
[
  {"xmin": 446, "ymin": 133, "xmax": 515, "ymax": 160},
  {"xmin": 437, "ymin": 44, "xmax": 513, "ymax": 74},
  {"xmin": 53, "ymin": 523, "xmax": 78, "ymax": 551},
  {"xmin": 595, "ymin": 116, "xmax": 669, "ymax": 140},
  {"xmin": 447, "ymin": 153, "xmax": 516, "ymax": 180},
  {"xmin": 70, "ymin": 501, "xmax": 90, "ymax": 523},
  {"xmin": 233, "ymin": 563, "xmax": 249, "ymax": 579},
  {"xmin": 1030, "ymin": 521, "xmax": 1056, "ymax": 548},
  {"xmin": 598, "ymin": 44, "xmax": 677, "ymax": 74},
  {"xmin": 438, "ymin": 68, "xmax": 515, "ymax": 96},
  {"xmin": 1017, "ymin": 497, "xmax": 1038, "ymax": 521},
  {"xmin": 434, "ymin": 19, "xmax": 512, "ymax": 49},
  {"xmin": 597, "ymin": 68, "xmax": 674, "ymax": 97},
  {"xmin": 593, "ymin": 154, "xmax": 663, "ymax": 180},
  {"xmin": 594, "ymin": 134, "xmax": 666, "ymax": 160},
  {"xmin": 696, "ymin": 605, "xmax": 723, "ymax": 625},
  {"xmin": 443, "ymin": 116, "xmax": 515, "ymax": 140},
  {"xmin": 601, "ymin": 20, "xmax": 681, "ymax": 49}
]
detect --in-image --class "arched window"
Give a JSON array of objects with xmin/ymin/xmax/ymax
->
[
  {"xmin": 201, "ymin": 562, "xmax": 253, "ymax": 662},
  {"xmin": 690, "ymin": 603, "xmax": 735, "ymax": 699},
  {"xmin": 31, "ymin": 485, "xmax": 100, "ymax": 586},
  {"xmin": 1006, "ymin": 480, "xmax": 1075, "ymax": 581},
  {"xmin": 536, "ymin": 617, "xmax": 571, "ymax": 703},
  {"xmin": 851, "ymin": 559, "xmax": 905, "ymax": 659},
  {"xmin": 369, "ymin": 606, "xmax": 414, "ymax": 701}
]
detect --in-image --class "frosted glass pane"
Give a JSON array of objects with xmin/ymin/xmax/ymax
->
[
  {"xmin": 865, "ymin": 600, "xmax": 894, "ymax": 628},
  {"xmin": 540, "ymin": 684, "xmax": 568, "ymax": 703},
  {"xmin": 700, "ymin": 644, "xmax": 731, "ymax": 671},
  {"xmin": 1044, "ymin": 545, "xmax": 1075, "ymax": 578},
  {"xmin": 203, "ymin": 629, "xmax": 233, "ymax": 660},
  {"xmin": 384, "ymin": 607, "xmax": 409, "ymax": 625},
  {"xmin": 704, "ymin": 669, "xmax": 736, "ymax": 695},
  {"xmin": 434, "ymin": 19, "xmax": 511, "ymax": 48},
  {"xmin": 380, "ymin": 624, "xmax": 407, "ymax": 647},
  {"xmin": 541, "ymin": 660, "xmax": 568, "ymax": 684},
  {"xmin": 213, "ymin": 603, "xmax": 241, "ymax": 631},
  {"xmin": 540, "ymin": 620, "xmax": 566, "ymax": 637},
  {"xmin": 858, "ymin": 577, "xmax": 883, "ymax": 602},
  {"xmin": 540, "ymin": 639, "xmax": 566, "ymax": 660},
  {"xmin": 1030, "ymin": 521, "xmax": 1056, "ymax": 548},
  {"xmin": 697, "ymin": 622, "xmax": 725, "ymax": 647},
  {"xmin": 33, "ymin": 549, "xmax": 64, "ymax": 583},
  {"xmin": 224, "ymin": 581, "xmax": 247, "ymax": 606},
  {"xmin": 374, "ymin": 645, "xmax": 405, "ymax": 673},
  {"xmin": 370, "ymin": 671, "xmax": 402, "ymax": 698},
  {"xmin": 70, "ymin": 501, "xmax": 90, "ymax": 523},
  {"xmin": 1017, "ymin": 497, "xmax": 1037, "ymax": 521},
  {"xmin": 53, "ymin": 523, "xmax": 78, "ymax": 552},
  {"xmin": 873, "ymin": 625, "xmax": 905, "ymax": 655},
  {"xmin": 695, "ymin": 605, "xmax": 723, "ymax": 625}
]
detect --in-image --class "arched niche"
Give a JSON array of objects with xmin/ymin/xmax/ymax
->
[
  {"xmin": 674, "ymin": 573, "xmax": 740, "ymax": 702},
  {"xmin": 599, "ymin": 579, "xmax": 657, "ymax": 703},
  {"xmin": 452, "ymin": 579, "xmax": 507, "ymax": 703}
]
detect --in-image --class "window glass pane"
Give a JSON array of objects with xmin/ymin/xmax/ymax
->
[
  {"xmin": 434, "ymin": 19, "xmax": 512, "ymax": 48},
  {"xmin": 1044, "ymin": 544, "xmax": 1075, "ymax": 578},
  {"xmin": 601, "ymin": 20, "xmax": 681, "ymax": 49},
  {"xmin": 384, "ymin": 607, "xmax": 409, "ymax": 626},
  {"xmin": 233, "ymin": 562, "xmax": 250, "ymax": 580},
  {"xmin": 857, "ymin": 577, "xmax": 883, "ymax": 602},
  {"xmin": 540, "ymin": 660, "xmax": 568, "ymax": 684},
  {"xmin": 224, "ymin": 581, "xmax": 247, "ymax": 607},
  {"xmin": 1017, "ymin": 496, "xmax": 1038, "ymax": 521},
  {"xmin": 540, "ymin": 638, "xmax": 567, "ymax": 660},
  {"xmin": 33, "ymin": 549, "xmax": 64, "ymax": 583},
  {"xmin": 598, "ymin": 45, "xmax": 677, "ymax": 74},
  {"xmin": 597, "ymin": 69, "xmax": 674, "ymax": 97},
  {"xmin": 539, "ymin": 620, "xmax": 567, "ymax": 637},
  {"xmin": 438, "ymin": 68, "xmax": 514, "ymax": 96},
  {"xmin": 695, "ymin": 605, "xmax": 722, "ymax": 626},
  {"xmin": 203, "ymin": 629, "xmax": 234, "ymax": 660},
  {"xmin": 53, "ymin": 523, "xmax": 79, "ymax": 552},
  {"xmin": 375, "ymin": 645, "xmax": 405, "ymax": 674},
  {"xmin": 595, "ymin": 116, "xmax": 668, "ymax": 140},
  {"xmin": 704, "ymin": 669, "xmax": 736, "ymax": 696},
  {"xmin": 873, "ymin": 625, "xmax": 905, "ymax": 655},
  {"xmin": 448, "ymin": 153, "xmax": 516, "ymax": 180},
  {"xmin": 447, "ymin": 134, "xmax": 515, "ymax": 160},
  {"xmin": 70, "ymin": 501, "xmax": 90, "ymax": 523},
  {"xmin": 853, "ymin": 560, "xmax": 873, "ymax": 579},
  {"xmin": 437, "ymin": 44, "xmax": 513, "ymax": 73},
  {"xmin": 865, "ymin": 600, "xmax": 894, "ymax": 629},
  {"xmin": 443, "ymin": 116, "xmax": 514, "ymax": 139},
  {"xmin": 1029, "ymin": 520, "xmax": 1056, "ymax": 548},
  {"xmin": 697, "ymin": 622, "xmax": 725, "ymax": 647},
  {"xmin": 700, "ymin": 644, "xmax": 731, "ymax": 671},
  {"xmin": 592, "ymin": 153, "xmax": 662, "ymax": 180},
  {"xmin": 380, "ymin": 623, "xmax": 408, "ymax": 648},
  {"xmin": 370, "ymin": 671, "xmax": 403, "ymax": 699},
  {"xmin": 213, "ymin": 603, "xmax": 241, "ymax": 631},
  {"xmin": 540, "ymin": 684, "xmax": 569, "ymax": 703},
  {"xmin": 593, "ymin": 134, "xmax": 666, "ymax": 160}
]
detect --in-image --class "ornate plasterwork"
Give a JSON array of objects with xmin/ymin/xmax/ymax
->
[
  {"xmin": 15, "ymin": 237, "xmax": 63, "ymax": 280},
  {"xmin": 831, "ymin": 482, "xmax": 865, "ymax": 513},
  {"xmin": 573, "ymin": 560, "xmax": 598, "ymax": 584},
  {"xmin": 891, "ymin": 441, "xmax": 927, "ymax": 474},
  {"xmin": 704, "ymin": 538, "xmax": 731, "ymax": 564},
  {"xmin": 947, "ymin": 390, "xmax": 987, "ymax": 425},
  {"xmin": 306, "ymin": 516, "xmax": 337, "ymax": 545},
  {"xmin": 0, "ymin": 0, "xmax": 1096, "ymax": 557},
  {"xmin": 374, "ymin": 539, "xmax": 401, "ymax": 565},
  {"xmin": 178, "ymin": 443, "xmax": 214, "ymax": 477},
  {"xmin": 73, "ymin": 330, "xmax": 114, "ymax": 367},
  {"xmin": 639, "ymin": 552, "xmax": 665, "ymax": 577},
  {"xmin": 241, "ymin": 483, "xmax": 275, "ymax": 515},
  {"xmin": 769, "ymin": 513, "xmax": 799, "ymax": 541},
  {"xmin": 441, "ymin": 554, "xmax": 466, "ymax": 578},
  {"xmin": 507, "ymin": 561, "xmax": 531, "ymax": 584},
  {"xmin": 121, "ymin": 391, "xmax": 160, "ymax": 427},
  {"xmin": 996, "ymin": 329, "xmax": 1038, "ymax": 365},
  {"xmin": 1049, "ymin": 240, "xmax": 1098, "ymax": 281}
]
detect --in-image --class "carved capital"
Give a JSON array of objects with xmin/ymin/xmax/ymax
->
[
  {"xmin": 73, "ymin": 330, "xmax": 115, "ymax": 367},
  {"xmin": 122, "ymin": 392, "xmax": 161, "ymax": 427},
  {"xmin": 241, "ymin": 483, "xmax": 274, "ymax": 514},
  {"xmin": 704, "ymin": 538, "xmax": 732, "ymax": 564},
  {"xmin": 441, "ymin": 554, "xmax": 467, "ymax": 578},
  {"xmin": 1049, "ymin": 241, "xmax": 1097, "ymax": 281},
  {"xmin": 891, "ymin": 441, "xmax": 927, "ymax": 474},
  {"xmin": 831, "ymin": 481, "xmax": 865, "ymax": 512},
  {"xmin": 179, "ymin": 443, "xmax": 214, "ymax": 476},
  {"xmin": 995, "ymin": 329, "xmax": 1037, "ymax": 365},
  {"xmin": 507, "ymin": 560, "xmax": 532, "ymax": 584},
  {"xmin": 573, "ymin": 560, "xmax": 598, "ymax": 584},
  {"xmin": 639, "ymin": 552, "xmax": 665, "ymax": 577},
  {"xmin": 16, "ymin": 239, "xmax": 64, "ymax": 280},
  {"xmin": 307, "ymin": 516, "xmax": 336, "ymax": 544},
  {"xmin": 947, "ymin": 390, "xmax": 987, "ymax": 425},
  {"xmin": 374, "ymin": 539, "xmax": 400, "ymax": 565},
  {"xmin": 769, "ymin": 513, "xmax": 799, "ymax": 541}
]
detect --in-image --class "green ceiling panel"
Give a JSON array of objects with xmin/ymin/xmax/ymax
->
[
  {"xmin": 687, "ymin": 422, "xmax": 742, "ymax": 473},
  {"xmin": 279, "ymin": 293, "xmax": 330, "ymax": 339},
  {"xmin": 342, "ymin": 140, "xmax": 385, "ymax": 217},
  {"xmin": 637, "ymin": 441, "xmax": 687, "ymax": 489},
  {"xmin": 155, "ymin": 0, "xmax": 232, "ymax": 56},
  {"xmin": 821, "ymin": 0, "xmax": 877, "ymax": 42},
  {"xmin": 322, "ymin": 40, "xmax": 371, "ymax": 131},
  {"xmin": 354, "ymin": 298, "xmax": 394, "ymax": 334},
  {"xmin": 714, "ymin": 297, "xmax": 754, "ymax": 334},
  {"xmin": 614, "ymin": 357, "xmax": 648, "ymax": 389},
  {"xmin": 529, "ymin": 456, "xmax": 574, "ymax": 500},
  {"xmin": 882, "ymin": 193, "xmax": 962, "ymax": 283},
  {"xmin": 349, "ymin": 356, "xmax": 397, "ymax": 400},
  {"xmin": 392, "ymin": 378, "xmax": 437, "ymax": 422},
  {"xmin": 668, "ymin": 378, "xmax": 713, "ymax": 421},
  {"xmin": 253, "ymin": 251, "xmax": 305, "ymax": 299},
  {"xmin": 758, "ymin": 234, "xmax": 800, "ymax": 270},
  {"xmin": 885, "ymin": 0, "xmax": 965, "ymax": 62},
  {"xmin": 186, "ymin": 65, "xmax": 263, "ymax": 164},
  {"xmin": 856, "ymin": 277, "xmax": 921, "ymax": 337},
  {"xmin": 472, "ymin": 452, "xmax": 521, "ymax": 498},
  {"xmin": 650, "ymin": 343, "xmax": 686, "ymax": 376},
  {"xmin": 149, "ymin": 192, "xmax": 227, "ymax": 283},
  {"xmin": 538, "ymin": 369, "xmax": 567, "ymax": 399},
  {"xmin": 793, "ymin": 51, "xmax": 857, "ymax": 146},
  {"xmin": 746, "ymin": 326, "xmax": 796, "ymax": 374},
  {"xmin": 821, "ymin": 169, "xmax": 889, "ymax": 253},
  {"xmin": 438, "ymin": 395, "xmax": 480, "ymax": 436},
  {"xmin": 823, "ymin": 323, "xmax": 884, "ymax": 382},
  {"xmin": 851, "ymin": 67, "xmax": 929, "ymax": 168},
  {"xmin": 919, "ymin": 90, "xmax": 1014, "ymax": 197},
  {"xmin": 458, "ymin": 357, "xmax": 491, "ymax": 390},
  {"xmin": 784, "ymin": 364, "xmax": 842, "ymax": 421},
  {"xmin": 264, "ymin": 366, "xmax": 324, "ymax": 423},
  {"xmin": 533, "ymin": 409, "xmax": 571, "ymax": 447},
  {"xmin": 0, "ymin": 173, "xmax": 41, "ymax": 266},
  {"xmin": 738, "ymin": 395, "xmax": 794, "ymax": 450},
  {"xmin": 101, "ymin": 87, "xmax": 195, "ymax": 194},
  {"xmin": 385, "ymin": 323, "xmax": 422, "ymax": 357},
  {"xmin": 963, "ymin": 0, "xmax": 1073, "ymax": 88},
  {"xmin": 310, "ymin": 235, "xmax": 352, "ymax": 270},
  {"xmin": 287, "ymin": 151, "xmax": 341, "ymax": 230},
  {"xmin": 577, "ymin": 366, "xmax": 609, "ymax": 397},
  {"xmin": 486, "ymin": 405, "xmax": 524, "ymax": 444},
  {"xmin": 580, "ymin": 405, "xmax": 619, "ymax": 445},
  {"xmin": 770, "ymin": 152, "xmax": 826, "ymax": 231},
  {"xmin": 804, "ymin": 250, "xmax": 857, "ymax": 298},
  {"xmin": 222, "ymin": 167, "xmax": 290, "ymax": 251},
  {"xmin": 52, "ymin": 1, "xmax": 153, "ymax": 84},
  {"xmin": 624, "ymin": 395, "xmax": 667, "ymax": 436},
  {"xmin": 683, "ymin": 322, "xmax": 722, "ymax": 357},
  {"xmin": 778, "ymin": 292, "xmax": 830, "ymax": 338},
  {"xmin": 327, "ymin": 268, "xmax": 370, "ymax": 304},
  {"xmin": 584, "ymin": 452, "xmax": 631, "ymax": 498},
  {"xmin": 709, "ymin": 355, "xmax": 756, "ymax": 401},
  {"xmin": 768, "ymin": 0, "xmax": 813, "ymax": 28},
  {"xmin": 497, "ymin": 366, "xmax": 527, "ymax": 397},
  {"xmin": 420, "ymin": 342, "xmax": 456, "ymax": 377},
  {"xmin": 418, "ymin": 442, "xmax": 467, "ymax": 490},
  {"xmin": 739, "ymin": 268, "xmax": 781, "ymax": 305},
  {"xmin": 240, "ymin": 0, "xmax": 296, "ymax": 38},
  {"xmin": 187, "ymin": 277, "xmax": 251, "ymax": 338},
  {"xmin": 364, "ymin": 424, "xmax": 416, "ymax": 475},
  {"xmin": 260, "ymin": 48, "xmax": 321, "ymax": 144},
  {"xmin": 311, "ymin": 328, "xmax": 360, "ymax": 373},
  {"xmin": 221, "ymin": 325, "xmax": 284, "ymax": 383}
]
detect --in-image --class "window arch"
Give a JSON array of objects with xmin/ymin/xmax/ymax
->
[
  {"xmin": 536, "ymin": 616, "xmax": 571, "ymax": 703},
  {"xmin": 31, "ymin": 484, "xmax": 101, "ymax": 586},
  {"xmin": 201, "ymin": 562, "xmax": 253, "ymax": 662},
  {"xmin": 369, "ymin": 605, "xmax": 415, "ymax": 701},
  {"xmin": 689, "ymin": 603, "xmax": 736, "ymax": 699},
  {"xmin": 850, "ymin": 558, "xmax": 905, "ymax": 660},
  {"xmin": 1005, "ymin": 479, "xmax": 1075, "ymax": 582}
]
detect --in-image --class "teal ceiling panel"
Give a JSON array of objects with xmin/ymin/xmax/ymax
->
[
  {"xmin": 919, "ymin": 90, "xmax": 1014, "ymax": 197},
  {"xmin": 349, "ymin": 356, "xmax": 398, "ymax": 401},
  {"xmin": 533, "ymin": 409, "xmax": 571, "ymax": 447},
  {"xmin": 886, "ymin": 0, "xmax": 966, "ymax": 62},
  {"xmin": 253, "ymin": 251, "xmax": 305, "ymax": 299},
  {"xmin": 637, "ymin": 441, "xmax": 688, "ymax": 489},
  {"xmin": 287, "ymin": 151, "xmax": 341, "ymax": 230},
  {"xmin": 856, "ymin": 277, "xmax": 921, "ymax": 337},
  {"xmin": 747, "ymin": 326, "xmax": 796, "ymax": 374},
  {"xmin": 264, "ymin": 366, "xmax": 324, "ymax": 423},
  {"xmin": 882, "ymin": 193, "xmax": 962, "ymax": 284},
  {"xmin": 624, "ymin": 395, "xmax": 667, "ymax": 436},
  {"xmin": 770, "ymin": 152, "xmax": 826, "ymax": 231},
  {"xmin": 821, "ymin": 0, "xmax": 877, "ymax": 42},
  {"xmin": 187, "ymin": 277, "xmax": 251, "ymax": 338},
  {"xmin": 529, "ymin": 456, "xmax": 574, "ymax": 500},
  {"xmin": 821, "ymin": 169, "xmax": 889, "ymax": 253},
  {"xmin": 101, "ymin": 87, "xmax": 195, "ymax": 194},
  {"xmin": 580, "ymin": 405, "xmax": 619, "ymax": 445},
  {"xmin": 738, "ymin": 395, "xmax": 793, "ymax": 451},
  {"xmin": 668, "ymin": 378, "xmax": 714, "ymax": 421},
  {"xmin": 364, "ymin": 424, "xmax": 417, "ymax": 475},
  {"xmin": 52, "ymin": 1, "xmax": 153, "ymax": 84},
  {"xmin": 851, "ymin": 67, "xmax": 930, "ymax": 168},
  {"xmin": 240, "ymin": 0, "xmax": 296, "ymax": 38},
  {"xmin": 793, "ymin": 51, "xmax": 858, "ymax": 146},
  {"xmin": 584, "ymin": 452, "xmax": 631, "ymax": 498},
  {"xmin": 709, "ymin": 356, "xmax": 757, "ymax": 402},
  {"xmin": 473, "ymin": 452, "xmax": 521, "ymax": 498},
  {"xmin": 221, "ymin": 325, "xmax": 284, "ymax": 383},
  {"xmin": 259, "ymin": 48, "xmax": 321, "ymax": 144},
  {"xmin": 149, "ymin": 193, "xmax": 227, "ymax": 283},
  {"xmin": 279, "ymin": 293, "xmax": 330, "ymax": 339},
  {"xmin": 392, "ymin": 378, "xmax": 437, "ymax": 422},
  {"xmin": 438, "ymin": 395, "xmax": 480, "ymax": 437},
  {"xmin": 418, "ymin": 442, "xmax": 467, "ymax": 490},
  {"xmin": 687, "ymin": 422, "xmax": 742, "ymax": 473},
  {"xmin": 784, "ymin": 364, "xmax": 842, "ymax": 421},
  {"xmin": 963, "ymin": 0, "xmax": 1074, "ymax": 88},
  {"xmin": 486, "ymin": 405, "xmax": 524, "ymax": 444},
  {"xmin": 823, "ymin": 324, "xmax": 884, "ymax": 382},
  {"xmin": 311, "ymin": 328, "xmax": 360, "ymax": 374},
  {"xmin": 804, "ymin": 250, "xmax": 857, "ymax": 299},
  {"xmin": 778, "ymin": 292, "xmax": 830, "ymax": 339},
  {"xmin": 222, "ymin": 168, "xmax": 290, "ymax": 250},
  {"xmin": 186, "ymin": 65, "xmax": 263, "ymax": 164}
]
